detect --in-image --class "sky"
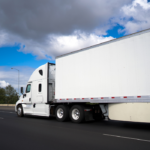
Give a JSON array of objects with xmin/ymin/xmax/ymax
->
[{"xmin": 0, "ymin": 0, "xmax": 150, "ymax": 93}]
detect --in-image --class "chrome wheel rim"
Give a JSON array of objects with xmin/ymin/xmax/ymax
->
[
  {"xmin": 18, "ymin": 107, "xmax": 22, "ymax": 115},
  {"xmin": 57, "ymin": 108, "xmax": 64, "ymax": 119},
  {"xmin": 72, "ymin": 109, "xmax": 80, "ymax": 120}
]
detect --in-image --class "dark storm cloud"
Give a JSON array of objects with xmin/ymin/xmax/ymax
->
[{"xmin": 0, "ymin": 0, "xmax": 133, "ymax": 40}]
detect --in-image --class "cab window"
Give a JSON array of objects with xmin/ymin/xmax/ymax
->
[
  {"xmin": 26, "ymin": 84, "xmax": 31, "ymax": 93},
  {"xmin": 38, "ymin": 84, "xmax": 42, "ymax": 92},
  {"xmin": 39, "ymin": 70, "xmax": 43, "ymax": 76}
]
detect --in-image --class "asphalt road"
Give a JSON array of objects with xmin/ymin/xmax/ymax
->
[{"xmin": 0, "ymin": 106, "xmax": 150, "ymax": 150}]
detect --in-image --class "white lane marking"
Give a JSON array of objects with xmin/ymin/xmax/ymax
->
[
  {"xmin": 0, "ymin": 117, "xmax": 4, "ymax": 119},
  {"xmin": 103, "ymin": 134, "xmax": 150, "ymax": 142}
]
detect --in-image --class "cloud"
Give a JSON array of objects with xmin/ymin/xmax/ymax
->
[
  {"xmin": 117, "ymin": 0, "xmax": 150, "ymax": 34},
  {"xmin": 0, "ymin": 80, "xmax": 9, "ymax": 88},
  {"xmin": 0, "ymin": 27, "xmax": 114, "ymax": 59},
  {"xmin": 47, "ymin": 32, "xmax": 114, "ymax": 57},
  {"xmin": 0, "ymin": 0, "xmax": 132, "ymax": 59},
  {"xmin": 0, "ymin": 0, "xmax": 149, "ymax": 61},
  {"xmin": 0, "ymin": 0, "xmax": 132, "ymax": 38}
]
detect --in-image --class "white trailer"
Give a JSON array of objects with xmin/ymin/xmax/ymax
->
[{"xmin": 15, "ymin": 28, "xmax": 150, "ymax": 123}]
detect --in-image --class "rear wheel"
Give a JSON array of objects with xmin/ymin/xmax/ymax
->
[
  {"xmin": 17, "ymin": 105, "xmax": 23, "ymax": 117},
  {"xmin": 70, "ymin": 105, "xmax": 85, "ymax": 123},
  {"xmin": 55, "ymin": 105, "xmax": 69, "ymax": 122}
]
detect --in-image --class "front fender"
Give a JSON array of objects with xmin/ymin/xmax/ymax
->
[{"xmin": 15, "ymin": 99, "xmax": 22, "ymax": 112}]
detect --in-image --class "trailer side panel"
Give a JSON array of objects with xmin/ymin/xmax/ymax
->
[{"xmin": 55, "ymin": 29, "xmax": 150, "ymax": 100}]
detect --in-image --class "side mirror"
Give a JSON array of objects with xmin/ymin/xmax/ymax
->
[{"xmin": 20, "ymin": 87, "xmax": 24, "ymax": 94}]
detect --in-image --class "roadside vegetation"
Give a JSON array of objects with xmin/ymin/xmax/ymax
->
[{"xmin": 0, "ymin": 85, "xmax": 18, "ymax": 104}]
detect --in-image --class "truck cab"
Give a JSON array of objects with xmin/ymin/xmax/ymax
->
[{"xmin": 15, "ymin": 63, "xmax": 56, "ymax": 117}]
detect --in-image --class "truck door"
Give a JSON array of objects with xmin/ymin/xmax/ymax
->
[
  {"xmin": 22, "ymin": 84, "xmax": 33, "ymax": 114},
  {"xmin": 23, "ymin": 84, "xmax": 32, "ymax": 103},
  {"xmin": 32, "ymin": 82, "xmax": 49, "ymax": 116}
]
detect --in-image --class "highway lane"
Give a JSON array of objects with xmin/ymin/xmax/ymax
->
[
  {"xmin": 0, "ymin": 106, "xmax": 15, "ymax": 111},
  {"xmin": 0, "ymin": 107, "xmax": 150, "ymax": 150}
]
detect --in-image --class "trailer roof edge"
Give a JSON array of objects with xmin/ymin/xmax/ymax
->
[{"xmin": 56, "ymin": 28, "xmax": 150, "ymax": 59}]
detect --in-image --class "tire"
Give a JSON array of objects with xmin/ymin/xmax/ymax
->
[
  {"xmin": 17, "ymin": 105, "xmax": 24, "ymax": 117},
  {"xmin": 55, "ymin": 105, "xmax": 69, "ymax": 122},
  {"xmin": 70, "ymin": 105, "xmax": 85, "ymax": 123}
]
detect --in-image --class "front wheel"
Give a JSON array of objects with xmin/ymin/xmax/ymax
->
[
  {"xmin": 70, "ymin": 105, "xmax": 85, "ymax": 123},
  {"xmin": 17, "ymin": 105, "xmax": 24, "ymax": 117}
]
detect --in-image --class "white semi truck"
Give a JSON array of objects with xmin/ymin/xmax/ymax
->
[{"xmin": 15, "ymin": 28, "xmax": 150, "ymax": 123}]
